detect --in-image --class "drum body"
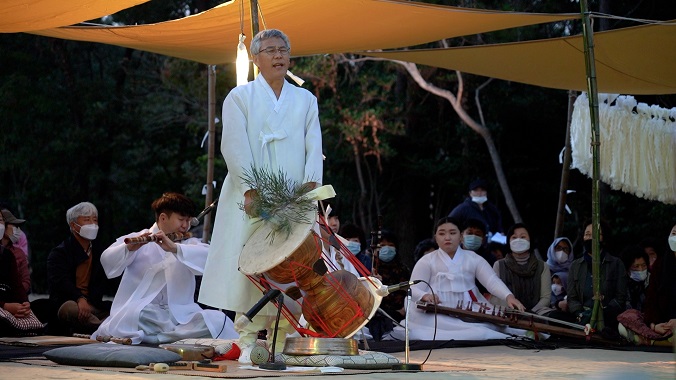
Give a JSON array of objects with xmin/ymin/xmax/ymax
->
[{"xmin": 239, "ymin": 211, "xmax": 380, "ymax": 338}]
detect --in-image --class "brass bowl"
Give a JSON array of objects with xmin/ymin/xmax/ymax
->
[
  {"xmin": 159, "ymin": 343, "xmax": 215, "ymax": 361},
  {"xmin": 282, "ymin": 337, "xmax": 358, "ymax": 356}
]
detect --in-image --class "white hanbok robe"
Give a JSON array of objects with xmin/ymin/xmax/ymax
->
[
  {"xmin": 92, "ymin": 224, "xmax": 237, "ymax": 344},
  {"xmin": 393, "ymin": 248, "xmax": 525, "ymax": 341},
  {"xmin": 199, "ymin": 74, "xmax": 323, "ymax": 316}
]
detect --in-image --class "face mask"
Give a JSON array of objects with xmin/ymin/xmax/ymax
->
[
  {"xmin": 554, "ymin": 250, "xmax": 568, "ymax": 264},
  {"xmin": 551, "ymin": 284, "xmax": 564, "ymax": 296},
  {"xmin": 0, "ymin": 224, "xmax": 5, "ymax": 240},
  {"xmin": 346, "ymin": 241, "xmax": 361, "ymax": 255},
  {"xmin": 9, "ymin": 225, "xmax": 21, "ymax": 244},
  {"xmin": 629, "ymin": 270, "xmax": 648, "ymax": 282},
  {"xmin": 463, "ymin": 234, "xmax": 483, "ymax": 251},
  {"xmin": 669, "ymin": 235, "xmax": 676, "ymax": 252},
  {"xmin": 75, "ymin": 223, "xmax": 99, "ymax": 240},
  {"xmin": 510, "ymin": 238, "xmax": 530, "ymax": 254},
  {"xmin": 379, "ymin": 246, "xmax": 396, "ymax": 262},
  {"xmin": 471, "ymin": 196, "xmax": 487, "ymax": 205}
]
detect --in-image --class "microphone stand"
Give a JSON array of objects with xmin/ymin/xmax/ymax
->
[
  {"xmin": 392, "ymin": 288, "xmax": 422, "ymax": 371},
  {"xmin": 259, "ymin": 293, "xmax": 287, "ymax": 370}
]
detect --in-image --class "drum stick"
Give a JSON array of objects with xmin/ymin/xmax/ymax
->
[{"xmin": 124, "ymin": 231, "xmax": 192, "ymax": 244}]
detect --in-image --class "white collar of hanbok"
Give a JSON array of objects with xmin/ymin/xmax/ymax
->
[{"xmin": 256, "ymin": 74, "xmax": 287, "ymax": 112}]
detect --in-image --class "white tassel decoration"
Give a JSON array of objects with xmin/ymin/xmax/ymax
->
[{"xmin": 571, "ymin": 93, "xmax": 676, "ymax": 204}]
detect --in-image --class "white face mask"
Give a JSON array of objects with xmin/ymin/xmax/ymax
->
[
  {"xmin": 9, "ymin": 225, "xmax": 21, "ymax": 244},
  {"xmin": 551, "ymin": 284, "xmax": 564, "ymax": 296},
  {"xmin": 471, "ymin": 196, "xmax": 487, "ymax": 205},
  {"xmin": 554, "ymin": 250, "xmax": 568, "ymax": 264},
  {"xmin": 510, "ymin": 238, "xmax": 530, "ymax": 254},
  {"xmin": 629, "ymin": 270, "xmax": 648, "ymax": 282},
  {"xmin": 669, "ymin": 235, "xmax": 676, "ymax": 252},
  {"xmin": 0, "ymin": 224, "xmax": 5, "ymax": 240},
  {"xmin": 75, "ymin": 222, "xmax": 99, "ymax": 240}
]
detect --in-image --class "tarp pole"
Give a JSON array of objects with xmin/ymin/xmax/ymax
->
[
  {"xmin": 579, "ymin": 0, "xmax": 604, "ymax": 331},
  {"xmin": 203, "ymin": 64, "xmax": 216, "ymax": 243}
]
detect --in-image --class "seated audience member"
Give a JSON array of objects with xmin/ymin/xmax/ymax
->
[
  {"xmin": 545, "ymin": 237, "xmax": 574, "ymax": 311},
  {"xmin": 0, "ymin": 207, "xmax": 30, "ymax": 259},
  {"xmin": 367, "ymin": 230, "xmax": 410, "ymax": 340},
  {"xmin": 617, "ymin": 225, "xmax": 676, "ymax": 346},
  {"xmin": 1, "ymin": 210, "xmax": 30, "ymax": 295},
  {"xmin": 462, "ymin": 218, "xmax": 495, "ymax": 266},
  {"xmin": 339, "ymin": 223, "xmax": 372, "ymax": 273},
  {"xmin": 47, "ymin": 202, "xmax": 113, "ymax": 334},
  {"xmin": 449, "ymin": 178, "xmax": 504, "ymax": 241},
  {"xmin": 93, "ymin": 193, "xmax": 237, "ymax": 344},
  {"xmin": 412, "ymin": 238, "xmax": 438, "ymax": 264},
  {"xmin": 621, "ymin": 245, "xmax": 650, "ymax": 311},
  {"xmin": 491, "ymin": 223, "xmax": 553, "ymax": 316},
  {"xmin": 398, "ymin": 217, "xmax": 526, "ymax": 341},
  {"xmin": 567, "ymin": 219, "xmax": 626, "ymax": 329},
  {"xmin": 488, "ymin": 241, "xmax": 506, "ymax": 261},
  {"xmin": 0, "ymin": 213, "xmax": 43, "ymax": 336},
  {"xmin": 637, "ymin": 237, "xmax": 661, "ymax": 271}
]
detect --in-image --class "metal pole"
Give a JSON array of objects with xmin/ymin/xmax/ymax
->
[
  {"xmin": 250, "ymin": 0, "xmax": 259, "ymax": 77},
  {"xmin": 203, "ymin": 64, "xmax": 216, "ymax": 243},
  {"xmin": 578, "ymin": 0, "xmax": 604, "ymax": 331}
]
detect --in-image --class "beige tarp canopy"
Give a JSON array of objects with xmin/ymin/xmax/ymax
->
[
  {"xmin": 0, "ymin": 0, "xmax": 149, "ymax": 33},
  {"xmin": 28, "ymin": 0, "xmax": 578, "ymax": 65},
  {"xmin": 364, "ymin": 22, "xmax": 676, "ymax": 95}
]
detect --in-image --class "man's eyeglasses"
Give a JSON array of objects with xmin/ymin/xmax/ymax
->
[{"xmin": 259, "ymin": 46, "xmax": 290, "ymax": 56}]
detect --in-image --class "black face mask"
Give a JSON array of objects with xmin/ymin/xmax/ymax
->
[{"xmin": 583, "ymin": 239, "xmax": 605, "ymax": 261}]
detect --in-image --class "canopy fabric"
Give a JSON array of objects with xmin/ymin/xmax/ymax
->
[
  {"xmin": 364, "ymin": 22, "xmax": 676, "ymax": 95},
  {"xmin": 0, "ymin": 0, "xmax": 149, "ymax": 33},
  {"xmin": 29, "ymin": 0, "xmax": 578, "ymax": 65}
]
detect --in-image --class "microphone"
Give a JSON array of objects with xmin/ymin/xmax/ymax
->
[
  {"xmin": 191, "ymin": 199, "xmax": 219, "ymax": 227},
  {"xmin": 376, "ymin": 280, "xmax": 422, "ymax": 297},
  {"xmin": 234, "ymin": 289, "xmax": 282, "ymax": 330}
]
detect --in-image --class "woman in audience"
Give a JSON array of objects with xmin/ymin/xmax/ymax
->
[
  {"xmin": 617, "ymin": 224, "xmax": 675, "ymax": 346},
  {"xmin": 398, "ymin": 217, "xmax": 525, "ymax": 341},
  {"xmin": 621, "ymin": 245, "xmax": 650, "ymax": 311},
  {"xmin": 491, "ymin": 223, "xmax": 553, "ymax": 316},
  {"xmin": 367, "ymin": 230, "xmax": 410, "ymax": 341},
  {"xmin": 545, "ymin": 237, "xmax": 574, "ymax": 311}
]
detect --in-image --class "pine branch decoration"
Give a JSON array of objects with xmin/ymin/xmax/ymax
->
[{"xmin": 239, "ymin": 166, "xmax": 316, "ymax": 244}]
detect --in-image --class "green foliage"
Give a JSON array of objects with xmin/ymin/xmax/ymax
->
[{"xmin": 239, "ymin": 167, "xmax": 317, "ymax": 244}]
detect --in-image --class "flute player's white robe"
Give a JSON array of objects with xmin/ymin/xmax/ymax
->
[
  {"xmin": 92, "ymin": 224, "xmax": 237, "ymax": 344},
  {"xmin": 199, "ymin": 74, "xmax": 323, "ymax": 316}
]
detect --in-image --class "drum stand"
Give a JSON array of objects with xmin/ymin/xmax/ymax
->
[
  {"xmin": 391, "ymin": 288, "xmax": 422, "ymax": 371},
  {"xmin": 259, "ymin": 293, "xmax": 287, "ymax": 370}
]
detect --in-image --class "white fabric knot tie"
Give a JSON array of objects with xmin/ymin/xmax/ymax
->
[{"xmin": 259, "ymin": 130, "xmax": 287, "ymax": 163}]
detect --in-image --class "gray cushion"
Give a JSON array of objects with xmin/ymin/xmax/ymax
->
[{"xmin": 44, "ymin": 344, "xmax": 182, "ymax": 368}]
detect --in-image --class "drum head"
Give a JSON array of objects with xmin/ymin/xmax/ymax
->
[{"xmin": 239, "ymin": 209, "xmax": 317, "ymax": 276}]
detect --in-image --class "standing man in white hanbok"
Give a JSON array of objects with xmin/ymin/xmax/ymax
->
[
  {"xmin": 93, "ymin": 193, "xmax": 237, "ymax": 344},
  {"xmin": 397, "ymin": 217, "xmax": 526, "ymax": 341},
  {"xmin": 199, "ymin": 29, "xmax": 323, "ymax": 363}
]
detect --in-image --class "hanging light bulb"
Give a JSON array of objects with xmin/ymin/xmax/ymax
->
[{"xmin": 236, "ymin": 33, "xmax": 249, "ymax": 86}]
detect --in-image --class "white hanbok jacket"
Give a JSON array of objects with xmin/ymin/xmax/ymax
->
[
  {"xmin": 199, "ymin": 74, "xmax": 323, "ymax": 315},
  {"xmin": 396, "ymin": 248, "xmax": 524, "ymax": 341},
  {"xmin": 92, "ymin": 223, "xmax": 237, "ymax": 344}
]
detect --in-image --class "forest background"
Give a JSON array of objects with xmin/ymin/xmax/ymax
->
[{"xmin": 1, "ymin": 0, "xmax": 675, "ymax": 294}]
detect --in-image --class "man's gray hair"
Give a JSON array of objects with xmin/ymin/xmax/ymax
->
[
  {"xmin": 250, "ymin": 29, "xmax": 290, "ymax": 55},
  {"xmin": 66, "ymin": 202, "xmax": 98, "ymax": 225}
]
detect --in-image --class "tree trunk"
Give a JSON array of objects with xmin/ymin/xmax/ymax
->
[{"xmin": 396, "ymin": 61, "xmax": 522, "ymax": 224}]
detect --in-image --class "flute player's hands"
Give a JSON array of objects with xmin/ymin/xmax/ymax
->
[
  {"xmin": 127, "ymin": 232, "xmax": 151, "ymax": 251},
  {"xmin": 154, "ymin": 230, "xmax": 178, "ymax": 254}
]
